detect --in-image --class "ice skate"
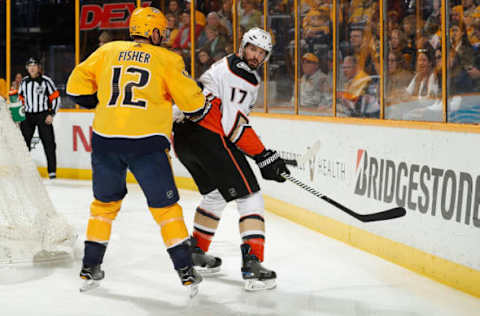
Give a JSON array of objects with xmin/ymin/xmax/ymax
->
[
  {"xmin": 240, "ymin": 244, "xmax": 276, "ymax": 291},
  {"xmin": 192, "ymin": 246, "xmax": 222, "ymax": 274},
  {"xmin": 177, "ymin": 265, "xmax": 203, "ymax": 298},
  {"xmin": 79, "ymin": 264, "xmax": 104, "ymax": 292}
]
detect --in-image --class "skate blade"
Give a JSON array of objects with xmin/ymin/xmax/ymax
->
[
  {"xmin": 186, "ymin": 283, "xmax": 199, "ymax": 298},
  {"xmin": 244, "ymin": 279, "xmax": 276, "ymax": 292},
  {"xmin": 79, "ymin": 279, "xmax": 101, "ymax": 292},
  {"xmin": 196, "ymin": 266, "xmax": 221, "ymax": 275}
]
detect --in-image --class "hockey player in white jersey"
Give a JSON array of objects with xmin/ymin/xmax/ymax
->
[{"xmin": 173, "ymin": 27, "xmax": 290, "ymax": 291}]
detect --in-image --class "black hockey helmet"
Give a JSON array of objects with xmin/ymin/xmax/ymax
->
[{"xmin": 26, "ymin": 57, "xmax": 40, "ymax": 66}]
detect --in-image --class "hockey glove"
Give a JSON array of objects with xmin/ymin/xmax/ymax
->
[
  {"xmin": 254, "ymin": 149, "xmax": 290, "ymax": 183},
  {"xmin": 172, "ymin": 104, "xmax": 185, "ymax": 123}
]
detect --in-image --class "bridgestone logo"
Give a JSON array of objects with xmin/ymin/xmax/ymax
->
[{"xmin": 354, "ymin": 149, "xmax": 480, "ymax": 228}]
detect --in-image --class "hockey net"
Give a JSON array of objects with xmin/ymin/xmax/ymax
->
[{"xmin": 0, "ymin": 98, "xmax": 76, "ymax": 264}]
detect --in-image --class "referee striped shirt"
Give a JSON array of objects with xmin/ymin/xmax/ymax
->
[{"xmin": 18, "ymin": 75, "xmax": 61, "ymax": 114}]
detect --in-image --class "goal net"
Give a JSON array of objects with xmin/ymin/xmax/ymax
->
[{"xmin": 0, "ymin": 98, "xmax": 76, "ymax": 264}]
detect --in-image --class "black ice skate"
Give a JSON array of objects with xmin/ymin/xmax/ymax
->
[
  {"xmin": 177, "ymin": 265, "xmax": 203, "ymax": 298},
  {"xmin": 192, "ymin": 246, "xmax": 222, "ymax": 274},
  {"xmin": 79, "ymin": 264, "xmax": 104, "ymax": 292},
  {"xmin": 240, "ymin": 244, "xmax": 277, "ymax": 291}
]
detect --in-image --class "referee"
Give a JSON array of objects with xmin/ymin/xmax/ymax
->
[{"xmin": 19, "ymin": 57, "xmax": 61, "ymax": 179}]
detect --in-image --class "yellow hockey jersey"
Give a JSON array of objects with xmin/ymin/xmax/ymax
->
[{"xmin": 67, "ymin": 41, "xmax": 205, "ymax": 139}]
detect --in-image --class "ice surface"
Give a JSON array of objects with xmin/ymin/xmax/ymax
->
[{"xmin": 0, "ymin": 179, "xmax": 478, "ymax": 316}]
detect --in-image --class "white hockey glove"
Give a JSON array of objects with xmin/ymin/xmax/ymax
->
[{"xmin": 172, "ymin": 104, "xmax": 185, "ymax": 123}]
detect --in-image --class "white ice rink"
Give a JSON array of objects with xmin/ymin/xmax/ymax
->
[{"xmin": 0, "ymin": 179, "xmax": 479, "ymax": 316}]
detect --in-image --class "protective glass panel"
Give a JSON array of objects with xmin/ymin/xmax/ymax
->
[
  {"xmin": 266, "ymin": 0, "xmax": 295, "ymax": 114},
  {"xmin": 12, "ymin": 0, "xmax": 75, "ymax": 108},
  {"xmin": 446, "ymin": 0, "xmax": 480, "ymax": 124},
  {"xmin": 299, "ymin": 0, "xmax": 333, "ymax": 116},
  {"xmin": 384, "ymin": 0, "xmax": 442, "ymax": 121},
  {"xmin": 336, "ymin": 0, "xmax": 380, "ymax": 118},
  {"xmin": 237, "ymin": 0, "xmax": 265, "ymax": 112},
  {"xmin": 193, "ymin": 0, "xmax": 234, "ymax": 78},
  {"xmin": 80, "ymin": 0, "xmax": 133, "ymax": 62}
]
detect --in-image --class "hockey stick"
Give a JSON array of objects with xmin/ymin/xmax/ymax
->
[
  {"xmin": 281, "ymin": 173, "xmax": 406, "ymax": 222},
  {"xmin": 282, "ymin": 140, "xmax": 321, "ymax": 167}
]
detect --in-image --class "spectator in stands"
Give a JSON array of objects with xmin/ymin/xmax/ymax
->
[
  {"xmin": 239, "ymin": 0, "xmax": 262, "ymax": 30},
  {"xmin": 11, "ymin": 73, "xmax": 23, "ymax": 91},
  {"xmin": 450, "ymin": 21, "xmax": 475, "ymax": 66},
  {"xmin": 387, "ymin": 10, "xmax": 401, "ymax": 34},
  {"xmin": 471, "ymin": 19, "xmax": 480, "ymax": 51},
  {"xmin": 386, "ymin": 50, "xmax": 413, "ymax": 105},
  {"xmin": 204, "ymin": 0, "xmax": 221, "ymax": 13},
  {"xmin": 185, "ymin": 0, "xmax": 206, "ymax": 27},
  {"xmin": 8, "ymin": 73, "xmax": 24, "ymax": 104},
  {"xmin": 424, "ymin": 14, "xmax": 441, "ymax": 49},
  {"xmin": 200, "ymin": 26, "xmax": 227, "ymax": 61},
  {"xmin": 348, "ymin": 0, "xmax": 377, "ymax": 25},
  {"xmin": 197, "ymin": 12, "xmax": 230, "ymax": 47},
  {"xmin": 464, "ymin": 54, "xmax": 480, "ymax": 92},
  {"xmin": 172, "ymin": 9, "xmax": 204, "ymax": 54},
  {"xmin": 405, "ymin": 46, "xmax": 440, "ymax": 99},
  {"xmin": 296, "ymin": 53, "xmax": 330, "ymax": 109},
  {"xmin": 196, "ymin": 48, "xmax": 213, "ymax": 77},
  {"xmin": 464, "ymin": 7, "xmax": 480, "ymax": 46},
  {"xmin": 207, "ymin": 11, "xmax": 231, "ymax": 36},
  {"xmin": 402, "ymin": 15, "xmax": 417, "ymax": 54},
  {"xmin": 98, "ymin": 31, "xmax": 113, "ymax": 47},
  {"xmin": 217, "ymin": 0, "xmax": 233, "ymax": 26},
  {"xmin": 451, "ymin": 5, "xmax": 463, "ymax": 24},
  {"xmin": 166, "ymin": 0, "xmax": 182, "ymax": 21},
  {"xmin": 163, "ymin": 13, "xmax": 180, "ymax": 48},
  {"xmin": 339, "ymin": 55, "xmax": 379, "ymax": 117},
  {"xmin": 449, "ymin": 21, "xmax": 475, "ymax": 94},
  {"xmin": 390, "ymin": 26, "xmax": 415, "ymax": 71},
  {"xmin": 303, "ymin": 8, "xmax": 331, "ymax": 53},
  {"xmin": 344, "ymin": 26, "xmax": 376, "ymax": 76}
]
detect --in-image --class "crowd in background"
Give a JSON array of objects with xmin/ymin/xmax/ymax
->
[{"xmin": 2, "ymin": 0, "xmax": 480, "ymax": 123}]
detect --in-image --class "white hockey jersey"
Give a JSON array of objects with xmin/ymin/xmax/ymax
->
[{"xmin": 197, "ymin": 54, "xmax": 265, "ymax": 156}]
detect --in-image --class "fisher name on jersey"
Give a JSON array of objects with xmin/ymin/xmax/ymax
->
[
  {"xmin": 67, "ymin": 41, "xmax": 205, "ymax": 140},
  {"xmin": 197, "ymin": 54, "xmax": 265, "ymax": 157}
]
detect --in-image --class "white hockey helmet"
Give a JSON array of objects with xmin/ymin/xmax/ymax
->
[{"xmin": 240, "ymin": 27, "xmax": 272, "ymax": 66}]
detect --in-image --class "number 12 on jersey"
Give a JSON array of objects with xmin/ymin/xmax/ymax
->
[{"xmin": 108, "ymin": 66, "xmax": 150, "ymax": 108}]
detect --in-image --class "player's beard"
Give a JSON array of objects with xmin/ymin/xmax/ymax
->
[{"xmin": 245, "ymin": 57, "xmax": 261, "ymax": 70}]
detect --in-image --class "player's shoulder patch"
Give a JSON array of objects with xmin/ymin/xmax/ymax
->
[{"xmin": 226, "ymin": 54, "xmax": 259, "ymax": 86}]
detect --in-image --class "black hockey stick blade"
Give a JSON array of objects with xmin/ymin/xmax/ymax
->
[
  {"xmin": 282, "ymin": 173, "xmax": 407, "ymax": 223},
  {"xmin": 356, "ymin": 207, "xmax": 407, "ymax": 222}
]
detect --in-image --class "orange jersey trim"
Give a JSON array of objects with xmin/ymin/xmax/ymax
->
[
  {"xmin": 49, "ymin": 90, "xmax": 60, "ymax": 102},
  {"xmin": 234, "ymin": 126, "xmax": 265, "ymax": 157},
  {"xmin": 197, "ymin": 98, "xmax": 224, "ymax": 135}
]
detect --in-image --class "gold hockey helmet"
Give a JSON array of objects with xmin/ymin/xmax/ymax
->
[{"xmin": 129, "ymin": 7, "xmax": 167, "ymax": 39}]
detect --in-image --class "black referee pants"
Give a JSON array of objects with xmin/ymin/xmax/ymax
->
[{"xmin": 20, "ymin": 112, "xmax": 57, "ymax": 176}]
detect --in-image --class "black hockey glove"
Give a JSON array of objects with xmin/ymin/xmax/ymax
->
[{"xmin": 254, "ymin": 149, "xmax": 290, "ymax": 183}]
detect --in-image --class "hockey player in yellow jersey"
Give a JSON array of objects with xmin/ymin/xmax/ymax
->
[{"xmin": 66, "ymin": 6, "xmax": 209, "ymax": 295}]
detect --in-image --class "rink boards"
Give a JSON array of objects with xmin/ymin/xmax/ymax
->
[{"xmin": 29, "ymin": 111, "xmax": 480, "ymax": 298}]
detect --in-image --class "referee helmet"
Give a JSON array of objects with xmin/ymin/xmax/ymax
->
[{"xmin": 26, "ymin": 57, "xmax": 40, "ymax": 66}]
